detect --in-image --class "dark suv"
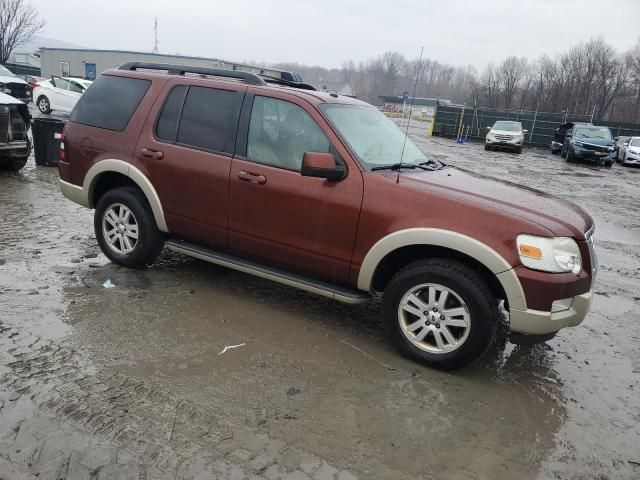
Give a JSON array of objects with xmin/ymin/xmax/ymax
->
[
  {"xmin": 58, "ymin": 63, "xmax": 597, "ymax": 370},
  {"xmin": 561, "ymin": 124, "xmax": 616, "ymax": 166}
]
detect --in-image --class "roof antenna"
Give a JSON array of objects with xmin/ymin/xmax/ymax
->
[
  {"xmin": 152, "ymin": 17, "xmax": 159, "ymax": 54},
  {"xmin": 397, "ymin": 46, "xmax": 424, "ymax": 184}
]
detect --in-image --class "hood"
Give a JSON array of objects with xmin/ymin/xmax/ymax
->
[
  {"xmin": 0, "ymin": 75, "xmax": 28, "ymax": 86},
  {"xmin": 575, "ymin": 138, "xmax": 614, "ymax": 147},
  {"xmin": 400, "ymin": 167, "xmax": 592, "ymax": 238},
  {"xmin": 489, "ymin": 129, "xmax": 523, "ymax": 136},
  {"xmin": 0, "ymin": 91, "xmax": 24, "ymax": 105}
]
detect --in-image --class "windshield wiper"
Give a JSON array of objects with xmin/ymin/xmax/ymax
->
[{"xmin": 371, "ymin": 162, "xmax": 436, "ymax": 172}]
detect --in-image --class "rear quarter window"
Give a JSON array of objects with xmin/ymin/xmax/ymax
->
[{"xmin": 70, "ymin": 75, "xmax": 151, "ymax": 131}]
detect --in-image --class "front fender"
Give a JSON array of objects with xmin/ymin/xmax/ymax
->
[{"xmin": 357, "ymin": 228, "xmax": 527, "ymax": 310}]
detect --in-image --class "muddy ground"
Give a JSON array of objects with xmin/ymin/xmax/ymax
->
[{"xmin": 0, "ymin": 116, "xmax": 639, "ymax": 480}]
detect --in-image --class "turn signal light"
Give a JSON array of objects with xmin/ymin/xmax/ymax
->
[{"xmin": 519, "ymin": 244, "xmax": 542, "ymax": 259}]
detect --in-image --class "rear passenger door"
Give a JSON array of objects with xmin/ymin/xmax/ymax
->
[{"xmin": 135, "ymin": 81, "xmax": 245, "ymax": 248}]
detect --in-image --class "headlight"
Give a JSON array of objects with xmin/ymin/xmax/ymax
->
[{"xmin": 517, "ymin": 234, "xmax": 582, "ymax": 274}]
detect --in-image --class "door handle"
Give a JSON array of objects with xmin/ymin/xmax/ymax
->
[
  {"xmin": 238, "ymin": 170, "xmax": 267, "ymax": 185},
  {"xmin": 141, "ymin": 147, "xmax": 164, "ymax": 160}
]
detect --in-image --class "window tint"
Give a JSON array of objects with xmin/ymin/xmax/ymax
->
[
  {"xmin": 155, "ymin": 85, "xmax": 187, "ymax": 142},
  {"xmin": 176, "ymin": 86, "xmax": 242, "ymax": 154},
  {"xmin": 53, "ymin": 77, "xmax": 70, "ymax": 90},
  {"xmin": 68, "ymin": 81, "xmax": 83, "ymax": 94},
  {"xmin": 70, "ymin": 75, "xmax": 151, "ymax": 131},
  {"xmin": 247, "ymin": 96, "xmax": 330, "ymax": 170}
]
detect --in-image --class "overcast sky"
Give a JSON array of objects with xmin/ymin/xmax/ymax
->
[{"xmin": 33, "ymin": 0, "xmax": 639, "ymax": 69}]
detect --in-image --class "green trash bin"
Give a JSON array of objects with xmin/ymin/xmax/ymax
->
[{"xmin": 32, "ymin": 118, "xmax": 65, "ymax": 166}]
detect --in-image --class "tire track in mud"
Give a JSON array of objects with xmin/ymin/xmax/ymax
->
[{"xmin": 0, "ymin": 320, "xmax": 358, "ymax": 480}]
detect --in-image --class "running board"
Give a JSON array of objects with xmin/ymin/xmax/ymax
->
[{"xmin": 166, "ymin": 239, "xmax": 371, "ymax": 305}]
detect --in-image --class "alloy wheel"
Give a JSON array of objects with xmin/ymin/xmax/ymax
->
[{"xmin": 102, "ymin": 203, "xmax": 139, "ymax": 255}]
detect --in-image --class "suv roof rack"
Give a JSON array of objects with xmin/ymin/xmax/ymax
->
[{"xmin": 117, "ymin": 62, "xmax": 267, "ymax": 86}]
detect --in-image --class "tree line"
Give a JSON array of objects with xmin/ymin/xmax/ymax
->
[{"xmin": 275, "ymin": 37, "xmax": 640, "ymax": 123}]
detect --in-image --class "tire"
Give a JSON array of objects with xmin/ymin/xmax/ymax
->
[
  {"xmin": 0, "ymin": 156, "xmax": 28, "ymax": 171},
  {"xmin": 37, "ymin": 95, "xmax": 51, "ymax": 114},
  {"xmin": 94, "ymin": 187, "xmax": 165, "ymax": 267},
  {"xmin": 484, "ymin": 144, "xmax": 490, "ymax": 151},
  {"xmin": 383, "ymin": 258, "xmax": 499, "ymax": 370},
  {"xmin": 604, "ymin": 161, "xmax": 613, "ymax": 168},
  {"xmin": 515, "ymin": 147, "xmax": 522, "ymax": 154}
]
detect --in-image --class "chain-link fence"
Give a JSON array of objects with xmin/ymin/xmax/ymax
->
[{"xmin": 434, "ymin": 105, "xmax": 640, "ymax": 148}]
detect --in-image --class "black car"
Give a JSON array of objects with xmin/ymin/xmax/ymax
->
[
  {"xmin": 560, "ymin": 124, "xmax": 616, "ymax": 167},
  {"xmin": 551, "ymin": 122, "xmax": 591, "ymax": 154}
]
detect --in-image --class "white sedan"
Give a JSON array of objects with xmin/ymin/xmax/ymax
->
[
  {"xmin": 620, "ymin": 136, "xmax": 640, "ymax": 166},
  {"xmin": 32, "ymin": 76, "xmax": 92, "ymax": 114}
]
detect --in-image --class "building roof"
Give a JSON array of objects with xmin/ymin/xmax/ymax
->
[
  {"xmin": 379, "ymin": 96, "xmax": 451, "ymax": 106},
  {"xmin": 38, "ymin": 47, "xmax": 292, "ymax": 74}
]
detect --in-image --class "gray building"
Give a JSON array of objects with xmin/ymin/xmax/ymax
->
[{"xmin": 39, "ymin": 47, "xmax": 293, "ymax": 81}]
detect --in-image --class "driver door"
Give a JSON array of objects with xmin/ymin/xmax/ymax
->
[{"xmin": 228, "ymin": 93, "xmax": 363, "ymax": 284}]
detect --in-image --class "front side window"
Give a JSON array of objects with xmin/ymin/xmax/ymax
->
[
  {"xmin": 68, "ymin": 81, "xmax": 83, "ymax": 94},
  {"xmin": 53, "ymin": 77, "xmax": 71, "ymax": 90},
  {"xmin": 247, "ymin": 96, "xmax": 330, "ymax": 170},
  {"xmin": 176, "ymin": 86, "xmax": 242, "ymax": 154}
]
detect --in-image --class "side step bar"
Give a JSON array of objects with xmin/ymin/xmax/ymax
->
[{"xmin": 166, "ymin": 239, "xmax": 371, "ymax": 305}]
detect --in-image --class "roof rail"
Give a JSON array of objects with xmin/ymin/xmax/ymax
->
[
  {"xmin": 260, "ymin": 75, "xmax": 316, "ymax": 91},
  {"xmin": 117, "ymin": 62, "xmax": 266, "ymax": 86}
]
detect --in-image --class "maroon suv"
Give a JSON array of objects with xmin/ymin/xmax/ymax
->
[{"xmin": 58, "ymin": 63, "xmax": 596, "ymax": 369}]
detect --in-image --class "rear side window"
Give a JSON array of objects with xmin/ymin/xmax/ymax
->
[
  {"xmin": 156, "ymin": 86, "xmax": 187, "ymax": 141},
  {"xmin": 178, "ymin": 87, "xmax": 242, "ymax": 154},
  {"xmin": 70, "ymin": 75, "xmax": 151, "ymax": 131}
]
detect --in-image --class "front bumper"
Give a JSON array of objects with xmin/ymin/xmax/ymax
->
[
  {"xmin": 623, "ymin": 152, "xmax": 640, "ymax": 165},
  {"xmin": 509, "ymin": 290, "xmax": 592, "ymax": 335},
  {"xmin": 0, "ymin": 140, "xmax": 29, "ymax": 157},
  {"xmin": 486, "ymin": 138, "xmax": 523, "ymax": 149},
  {"xmin": 572, "ymin": 147, "xmax": 615, "ymax": 162}
]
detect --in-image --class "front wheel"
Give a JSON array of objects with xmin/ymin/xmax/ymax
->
[
  {"xmin": 383, "ymin": 259, "xmax": 498, "ymax": 370},
  {"xmin": 94, "ymin": 187, "xmax": 165, "ymax": 267},
  {"xmin": 515, "ymin": 147, "xmax": 523, "ymax": 154}
]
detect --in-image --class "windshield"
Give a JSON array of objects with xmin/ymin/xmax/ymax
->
[
  {"xmin": 0, "ymin": 65, "xmax": 16, "ymax": 77},
  {"xmin": 492, "ymin": 121, "xmax": 522, "ymax": 132},
  {"xmin": 320, "ymin": 104, "xmax": 433, "ymax": 170},
  {"xmin": 574, "ymin": 126, "xmax": 613, "ymax": 140}
]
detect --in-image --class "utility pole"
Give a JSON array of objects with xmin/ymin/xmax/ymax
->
[{"xmin": 152, "ymin": 17, "xmax": 159, "ymax": 54}]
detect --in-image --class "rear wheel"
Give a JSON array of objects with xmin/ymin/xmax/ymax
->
[
  {"xmin": 94, "ymin": 187, "xmax": 165, "ymax": 267},
  {"xmin": 383, "ymin": 259, "xmax": 498, "ymax": 370},
  {"xmin": 36, "ymin": 95, "xmax": 51, "ymax": 114}
]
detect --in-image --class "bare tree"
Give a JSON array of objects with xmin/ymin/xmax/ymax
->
[
  {"xmin": 0, "ymin": 0, "xmax": 44, "ymax": 64},
  {"xmin": 498, "ymin": 56, "xmax": 528, "ymax": 109}
]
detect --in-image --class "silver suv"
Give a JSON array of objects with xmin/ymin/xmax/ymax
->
[{"xmin": 485, "ymin": 121, "xmax": 527, "ymax": 154}]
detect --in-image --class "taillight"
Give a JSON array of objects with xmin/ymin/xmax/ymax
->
[{"xmin": 55, "ymin": 131, "xmax": 66, "ymax": 160}]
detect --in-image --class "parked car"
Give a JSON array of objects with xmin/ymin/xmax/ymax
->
[
  {"xmin": 618, "ymin": 136, "xmax": 640, "ymax": 166},
  {"xmin": 561, "ymin": 124, "xmax": 616, "ymax": 166},
  {"xmin": 0, "ymin": 91, "xmax": 31, "ymax": 171},
  {"xmin": 485, "ymin": 120, "xmax": 527, "ymax": 153},
  {"xmin": 551, "ymin": 122, "xmax": 592, "ymax": 154},
  {"xmin": 614, "ymin": 135, "xmax": 630, "ymax": 161},
  {"xmin": 32, "ymin": 76, "xmax": 93, "ymax": 114},
  {"xmin": 58, "ymin": 63, "xmax": 597, "ymax": 370},
  {"xmin": 0, "ymin": 65, "xmax": 30, "ymax": 103}
]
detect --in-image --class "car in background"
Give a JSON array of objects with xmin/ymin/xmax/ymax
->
[
  {"xmin": 561, "ymin": 125, "xmax": 615, "ymax": 167},
  {"xmin": 0, "ymin": 91, "xmax": 31, "ymax": 171},
  {"xmin": 485, "ymin": 120, "xmax": 527, "ymax": 153},
  {"xmin": 0, "ymin": 65, "xmax": 30, "ymax": 103},
  {"xmin": 551, "ymin": 122, "xmax": 592, "ymax": 154},
  {"xmin": 618, "ymin": 136, "xmax": 640, "ymax": 166},
  {"xmin": 615, "ymin": 136, "xmax": 630, "ymax": 162},
  {"xmin": 32, "ymin": 76, "xmax": 93, "ymax": 114}
]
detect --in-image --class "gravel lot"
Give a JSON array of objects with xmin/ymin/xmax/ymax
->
[{"xmin": 0, "ymin": 116, "xmax": 639, "ymax": 480}]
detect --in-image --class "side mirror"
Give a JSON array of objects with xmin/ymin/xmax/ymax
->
[
  {"xmin": 486, "ymin": 126, "xmax": 491, "ymax": 130},
  {"xmin": 523, "ymin": 129, "xmax": 529, "ymax": 134},
  {"xmin": 301, "ymin": 152, "xmax": 344, "ymax": 181}
]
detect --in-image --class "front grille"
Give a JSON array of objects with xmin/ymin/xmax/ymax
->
[
  {"xmin": 495, "ymin": 134, "xmax": 514, "ymax": 141},
  {"xmin": 581, "ymin": 143, "xmax": 610, "ymax": 154}
]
